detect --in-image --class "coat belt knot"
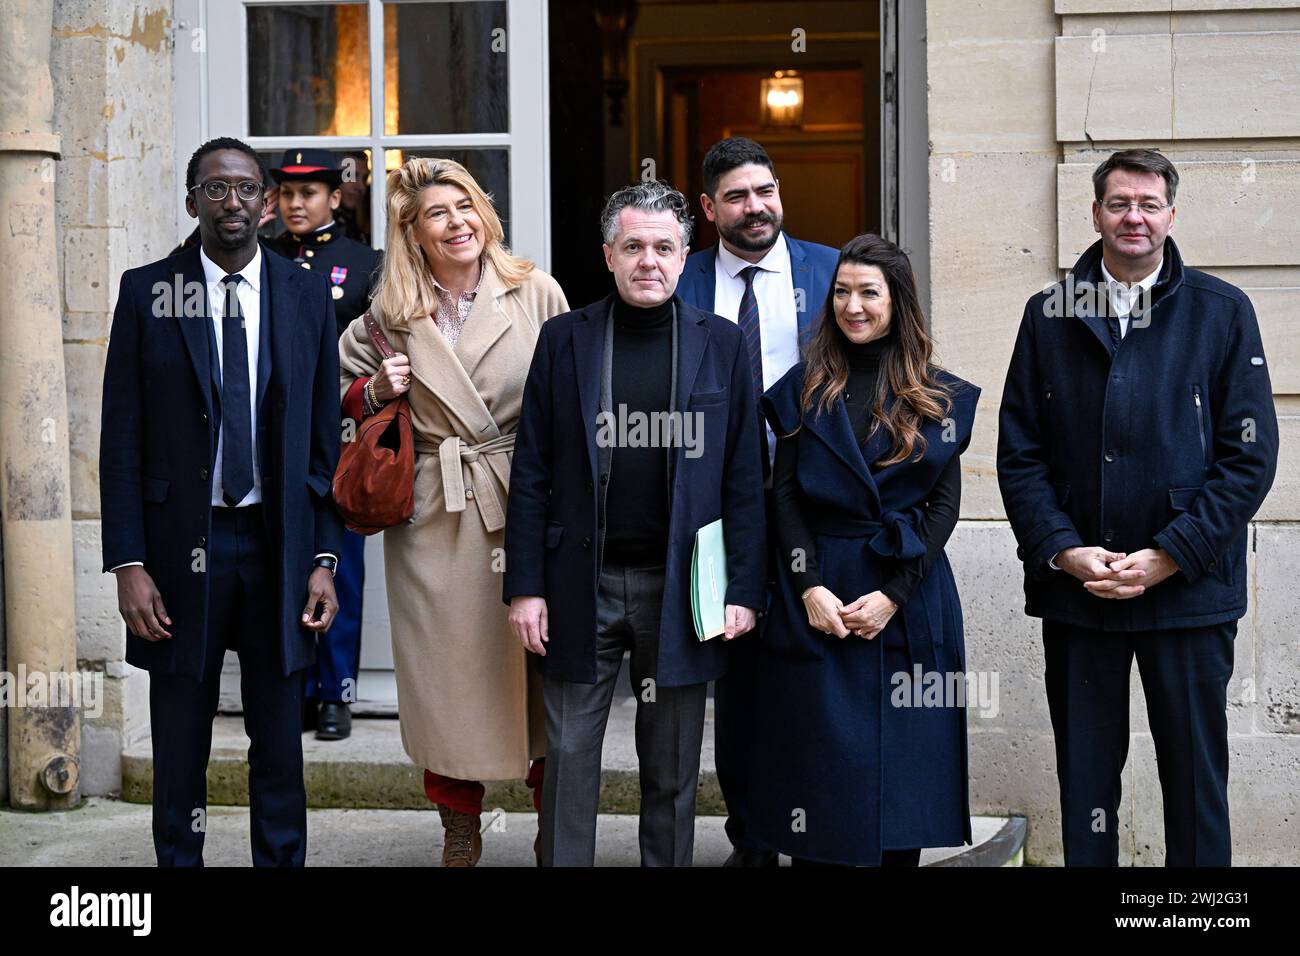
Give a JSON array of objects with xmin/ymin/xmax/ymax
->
[
  {"xmin": 868, "ymin": 507, "xmax": 927, "ymax": 560},
  {"xmin": 418, "ymin": 432, "xmax": 516, "ymax": 533}
]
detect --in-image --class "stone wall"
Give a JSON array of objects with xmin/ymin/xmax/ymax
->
[
  {"xmin": 52, "ymin": 0, "xmax": 174, "ymax": 796},
  {"xmin": 930, "ymin": 0, "xmax": 1300, "ymax": 864}
]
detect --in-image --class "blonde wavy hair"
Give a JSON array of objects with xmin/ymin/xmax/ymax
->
[{"xmin": 375, "ymin": 157, "xmax": 534, "ymax": 327}]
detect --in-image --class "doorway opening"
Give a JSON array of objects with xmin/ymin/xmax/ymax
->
[{"xmin": 546, "ymin": 0, "xmax": 887, "ymax": 306}]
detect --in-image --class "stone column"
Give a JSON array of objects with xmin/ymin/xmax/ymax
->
[
  {"xmin": 51, "ymin": 0, "xmax": 174, "ymax": 796},
  {"xmin": 0, "ymin": 0, "xmax": 80, "ymax": 810}
]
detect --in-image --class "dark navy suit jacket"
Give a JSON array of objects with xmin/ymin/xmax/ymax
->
[
  {"xmin": 675, "ymin": 233, "xmax": 840, "ymax": 346},
  {"xmin": 100, "ymin": 245, "xmax": 344, "ymax": 678}
]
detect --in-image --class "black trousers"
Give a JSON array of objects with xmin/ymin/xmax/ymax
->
[
  {"xmin": 715, "ymin": 632, "xmax": 763, "ymax": 850},
  {"xmin": 149, "ymin": 504, "xmax": 307, "ymax": 866},
  {"xmin": 714, "ymin": 489, "xmax": 777, "ymax": 852},
  {"xmin": 1043, "ymin": 618, "xmax": 1236, "ymax": 866}
]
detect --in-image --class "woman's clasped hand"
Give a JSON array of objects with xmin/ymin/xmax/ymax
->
[{"xmin": 801, "ymin": 584, "xmax": 898, "ymax": 639}]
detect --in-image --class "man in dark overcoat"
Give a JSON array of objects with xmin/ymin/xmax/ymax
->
[
  {"xmin": 503, "ymin": 181, "xmax": 767, "ymax": 866},
  {"xmin": 998, "ymin": 148, "xmax": 1279, "ymax": 866},
  {"xmin": 101, "ymin": 138, "xmax": 343, "ymax": 865}
]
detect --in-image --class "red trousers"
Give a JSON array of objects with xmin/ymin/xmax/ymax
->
[{"xmin": 423, "ymin": 759, "xmax": 545, "ymax": 816}]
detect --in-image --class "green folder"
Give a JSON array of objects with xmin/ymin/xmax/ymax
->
[{"xmin": 691, "ymin": 518, "xmax": 728, "ymax": 641}]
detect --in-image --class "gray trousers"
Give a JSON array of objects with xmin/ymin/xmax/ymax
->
[{"xmin": 539, "ymin": 562, "xmax": 709, "ymax": 867}]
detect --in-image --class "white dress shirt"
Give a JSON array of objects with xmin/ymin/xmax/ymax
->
[
  {"xmin": 201, "ymin": 245, "xmax": 263, "ymax": 507},
  {"xmin": 1100, "ymin": 258, "xmax": 1162, "ymax": 338},
  {"xmin": 712, "ymin": 233, "xmax": 802, "ymax": 466}
]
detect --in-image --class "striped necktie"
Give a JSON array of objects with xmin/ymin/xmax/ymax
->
[
  {"xmin": 738, "ymin": 266, "xmax": 771, "ymax": 474},
  {"xmin": 738, "ymin": 266, "xmax": 764, "ymax": 397}
]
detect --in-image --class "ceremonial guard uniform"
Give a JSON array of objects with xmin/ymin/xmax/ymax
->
[
  {"xmin": 274, "ymin": 220, "xmax": 381, "ymax": 337},
  {"xmin": 271, "ymin": 148, "xmax": 383, "ymax": 739}
]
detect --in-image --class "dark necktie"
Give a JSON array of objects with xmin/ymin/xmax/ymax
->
[
  {"xmin": 220, "ymin": 274, "xmax": 254, "ymax": 505},
  {"xmin": 1104, "ymin": 280, "xmax": 1132, "ymax": 353},
  {"xmin": 737, "ymin": 266, "xmax": 771, "ymax": 475}
]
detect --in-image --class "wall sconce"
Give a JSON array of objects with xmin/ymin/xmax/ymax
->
[{"xmin": 761, "ymin": 71, "xmax": 804, "ymax": 127}]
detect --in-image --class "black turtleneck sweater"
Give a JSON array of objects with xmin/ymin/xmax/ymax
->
[
  {"xmin": 603, "ymin": 296, "xmax": 674, "ymax": 565},
  {"xmin": 771, "ymin": 333, "xmax": 962, "ymax": 608}
]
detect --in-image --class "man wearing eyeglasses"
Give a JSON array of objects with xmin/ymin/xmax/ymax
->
[
  {"xmin": 997, "ymin": 149, "xmax": 1279, "ymax": 866},
  {"xmin": 100, "ymin": 137, "xmax": 344, "ymax": 866}
]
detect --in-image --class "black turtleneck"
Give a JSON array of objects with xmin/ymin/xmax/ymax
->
[
  {"xmin": 843, "ymin": 334, "xmax": 891, "ymax": 444},
  {"xmin": 771, "ymin": 331, "xmax": 962, "ymax": 608},
  {"xmin": 603, "ymin": 296, "xmax": 674, "ymax": 565}
]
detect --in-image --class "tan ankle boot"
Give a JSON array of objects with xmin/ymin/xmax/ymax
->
[{"xmin": 437, "ymin": 805, "xmax": 482, "ymax": 867}]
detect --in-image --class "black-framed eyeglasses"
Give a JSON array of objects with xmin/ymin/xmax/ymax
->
[{"xmin": 190, "ymin": 180, "xmax": 264, "ymax": 202}]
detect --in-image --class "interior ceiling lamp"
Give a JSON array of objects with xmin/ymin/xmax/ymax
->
[{"xmin": 761, "ymin": 70, "xmax": 804, "ymax": 127}]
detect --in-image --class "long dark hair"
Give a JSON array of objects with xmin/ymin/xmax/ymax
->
[{"xmin": 799, "ymin": 233, "xmax": 952, "ymax": 466}]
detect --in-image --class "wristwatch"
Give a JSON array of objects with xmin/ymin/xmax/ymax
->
[{"xmin": 314, "ymin": 555, "xmax": 338, "ymax": 576}]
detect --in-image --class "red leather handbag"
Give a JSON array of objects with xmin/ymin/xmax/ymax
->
[{"xmin": 332, "ymin": 311, "xmax": 415, "ymax": 534}]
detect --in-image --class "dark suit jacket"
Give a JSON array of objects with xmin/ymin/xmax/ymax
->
[
  {"xmin": 100, "ymin": 245, "xmax": 345, "ymax": 678},
  {"xmin": 503, "ymin": 294, "xmax": 767, "ymax": 687},
  {"xmin": 675, "ymin": 233, "xmax": 840, "ymax": 347},
  {"xmin": 997, "ymin": 237, "xmax": 1279, "ymax": 630}
]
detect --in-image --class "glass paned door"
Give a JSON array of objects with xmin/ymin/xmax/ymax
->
[
  {"xmin": 187, "ymin": 0, "xmax": 549, "ymax": 267},
  {"xmin": 247, "ymin": 2, "xmax": 372, "ymax": 136},
  {"xmin": 384, "ymin": 1, "xmax": 508, "ymax": 135}
]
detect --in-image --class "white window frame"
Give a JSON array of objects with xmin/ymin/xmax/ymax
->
[{"xmin": 173, "ymin": 0, "xmax": 552, "ymax": 270}]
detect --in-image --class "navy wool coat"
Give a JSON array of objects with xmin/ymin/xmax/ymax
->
[
  {"xmin": 747, "ymin": 362, "xmax": 980, "ymax": 864},
  {"xmin": 997, "ymin": 237, "xmax": 1279, "ymax": 631},
  {"xmin": 100, "ymin": 246, "xmax": 344, "ymax": 679},
  {"xmin": 502, "ymin": 294, "xmax": 767, "ymax": 687}
]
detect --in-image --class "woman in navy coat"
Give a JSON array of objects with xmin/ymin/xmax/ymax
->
[{"xmin": 748, "ymin": 234, "xmax": 980, "ymax": 866}]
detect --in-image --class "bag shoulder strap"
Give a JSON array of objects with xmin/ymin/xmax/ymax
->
[{"xmin": 362, "ymin": 310, "xmax": 397, "ymax": 361}]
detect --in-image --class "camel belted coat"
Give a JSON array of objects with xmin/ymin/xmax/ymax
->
[{"xmin": 340, "ymin": 260, "xmax": 569, "ymax": 779}]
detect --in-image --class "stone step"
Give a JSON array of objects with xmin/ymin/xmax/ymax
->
[
  {"xmin": 123, "ymin": 700, "xmax": 716, "ymax": 814},
  {"xmin": 121, "ymin": 704, "xmax": 1025, "ymax": 866}
]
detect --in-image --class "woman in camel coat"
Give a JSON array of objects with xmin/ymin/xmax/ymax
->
[{"xmin": 339, "ymin": 157, "xmax": 568, "ymax": 865}]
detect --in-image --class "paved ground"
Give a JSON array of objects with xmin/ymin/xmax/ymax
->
[{"xmin": 0, "ymin": 799, "xmax": 1005, "ymax": 866}]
